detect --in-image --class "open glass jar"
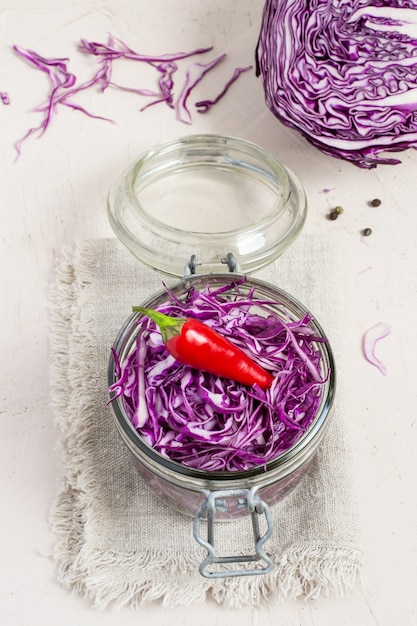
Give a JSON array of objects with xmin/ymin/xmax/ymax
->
[{"xmin": 107, "ymin": 135, "xmax": 336, "ymax": 578}]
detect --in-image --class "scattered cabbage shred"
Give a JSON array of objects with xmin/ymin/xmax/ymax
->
[
  {"xmin": 13, "ymin": 35, "xmax": 252, "ymax": 156},
  {"xmin": 109, "ymin": 280, "xmax": 328, "ymax": 472},
  {"xmin": 256, "ymin": 0, "xmax": 417, "ymax": 168},
  {"xmin": 363, "ymin": 321, "xmax": 391, "ymax": 375},
  {"xmin": 13, "ymin": 45, "xmax": 113, "ymax": 158}
]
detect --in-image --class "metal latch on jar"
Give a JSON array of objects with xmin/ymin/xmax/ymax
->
[
  {"xmin": 193, "ymin": 488, "xmax": 273, "ymax": 578},
  {"xmin": 184, "ymin": 252, "xmax": 241, "ymax": 276}
]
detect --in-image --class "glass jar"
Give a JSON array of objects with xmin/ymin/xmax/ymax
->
[
  {"xmin": 107, "ymin": 134, "xmax": 307, "ymax": 276},
  {"xmin": 107, "ymin": 135, "xmax": 336, "ymax": 578}
]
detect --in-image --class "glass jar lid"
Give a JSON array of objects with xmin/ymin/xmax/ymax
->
[{"xmin": 108, "ymin": 134, "xmax": 307, "ymax": 277}]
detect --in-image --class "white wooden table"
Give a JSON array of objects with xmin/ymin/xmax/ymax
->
[{"xmin": 2, "ymin": 1, "xmax": 416, "ymax": 624}]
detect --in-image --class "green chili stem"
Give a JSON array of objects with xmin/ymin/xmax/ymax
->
[{"xmin": 132, "ymin": 306, "xmax": 185, "ymax": 343}]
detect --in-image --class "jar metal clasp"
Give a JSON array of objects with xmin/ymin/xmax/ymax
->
[
  {"xmin": 193, "ymin": 487, "xmax": 274, "ymax": 578},
  {"xmin": 183, "ymin": 252, "xmax": 241, "ymax": 276}
]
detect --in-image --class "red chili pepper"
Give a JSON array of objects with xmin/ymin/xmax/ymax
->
[{"xmin": 133, "ymin": 307, "xmax": 274, "ymax": 390}]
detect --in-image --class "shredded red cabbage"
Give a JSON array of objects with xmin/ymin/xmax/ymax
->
[
  {"xmin": 195, "ymin": 65, "xmax": 253, "ymax": 113},
  {"xmin": 13, "ymin": 44, "xmax": 113, "ymax": 158},
  {"xmin": 256, "ymin": 0, "xmax": 417, "ymax": 168},
  {"xmin": 78, "ymin": 34, "xmax": 215, "ymax": 114},
  {"xmin": 176, "ymin": 53, "xmax": 226, "ymax": 124},
  {"xmin": 79, "ymin": 36, "xmax": 242, "ymax": 122},
  {"xmin": 1, "ymin": 91, "xmax": 10, "ymax": 105},
  {"xmin": 109, "ymin": 280, "xmax": 328, "ymax": 472},
  {"xmin": 14, "ymin": 34, "xmax": 252, "ymax": 154},
  {"xmin": 363, "ymin": 322, "xmax": 391, "ymax": 375},
  {"xmin": 79, "ymin": 35, "xmax": 214, "ymax": 65}
]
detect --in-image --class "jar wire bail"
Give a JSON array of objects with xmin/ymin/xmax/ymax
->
[{"xmin": 193, "ymin": 487, "xmax": 274, "ymax": 578}]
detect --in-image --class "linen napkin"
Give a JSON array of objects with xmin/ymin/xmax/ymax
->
[{"xmin": 49, "ymin": 235, "xmax": 362, "ymax": 609}]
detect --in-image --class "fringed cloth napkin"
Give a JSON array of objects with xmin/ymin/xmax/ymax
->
[{"xmin": 49, "ymin": 235, "xmax": 362, "ymax": 609}]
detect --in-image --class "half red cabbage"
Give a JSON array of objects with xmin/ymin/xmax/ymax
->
[
  {"xmin": 109, "ymin": 280, "xmax": 328, "ymax": 472},
  {"xmin": 256, "ymin": 0, "xmax": 417, "ymax": 168}
]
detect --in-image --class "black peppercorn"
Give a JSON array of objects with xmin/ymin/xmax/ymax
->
[
  {"xmin": 328, "ymin": 205, "xmax": 344, "ymax": 220},
  {"xmin": 362, "ymin": 227, "xmax": 372, "ymax": 236},
  {"xmin": 370, "ymin": 198, "xmax": 381, "ymax": 207}
]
